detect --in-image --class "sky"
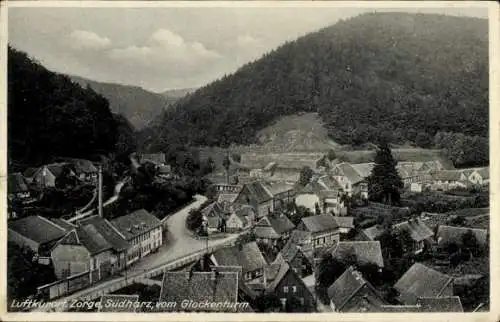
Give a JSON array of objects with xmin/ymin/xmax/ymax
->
[{"xmin": 8, "ymin": 4, "xmax": 489, "ymax": 93}]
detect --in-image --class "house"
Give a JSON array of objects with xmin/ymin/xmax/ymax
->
[
  {"xmin": 430, "ymin": 170, "xmax": 468, "ymax": 191},
  {"xmin": 158, "ymin": 270, "xmax": 239, "ymax": 312},
  {"xmin": 436, "ymin": 225, "xmax": 489, "ymax": 249},
  {"xmin": 331, "ymin": 163, "xmax": 372, "ymax": 198},
  {"xmin": 51, "ymin": 219, "xmax": 129, "ymax": 281},
  {"xmin": 110, "ymin": 209, "xmax": 163, "ymax": 265},
  {"xmin": 68, "ymin": 159, "xmax": 98, "ymax": 183},
  {"xmin": 298, "ymin": 214, "xmax": 340, "ymax": 251},
  {"xmin": 140, "ymin": 153, "xmax": 166, "ymax": 165},
  {"xmin": 416, "ymin": 296, "xmax": 464, "ymax": 312},
  {"xmin": 233, "ymin": 181, "xmax": 274, "ymax": 218},
  {"xmin": 273, "ymin": 241, "xmax": 313, "ymax": 277},
  {"xmin": 8, "ymin": 215, "xmax": 69, "ymax": 255},
  {"xmin": 294, "ymin": 180, "xmax": 327, "ymax": 213},
  {"xmin": 253, "ymin": 214, "xmax": 295, "ymax": 246},
  {"xmin": 200, "ymin": 202, "xmax": 226, "ymax": 233},
  {"xmin": 31, "ymin": 163, "xmax": 73, "ymax": 188},
  {"xmin": 319, "ymin": 190, "xmax": 346, "ymax": 215},
  {"xmin": 394, "ymin": 263, "xmax": 454, "ymax": 305},
  {"xmin": 264, "ymin": 182, "xmax": 296, "ymax": 210},
  {"xmin": 333, "ymin": 216, "xmax": 355, "ymax": 234},
  {"xmin": 359, "ymin": 218, "xmax": 434, "ymax": 254},
  {"xmin": 331, "ymin": 241, "xmax": 384, "ymax": 270},
  {"xmin": 8, "ymin": 172, "xmax": 31, "ymax": 202},
  {"xmin": 98, "ymin": 294, "xmax": 140, "ymax": 312},
  {"xmin": 217, "ymin": 193, "xmax": 239, "ymax": 211},
  {"xmin": 210, "ymin": 241, "xmax": 268, "ymax": 282},
  {"xmin": 327, "ymin": 266, "xmax": 386, "ymax": 312},
  {"xmin": 263, "ymin": 262, "xmax": 316, "ymax": 312},
  {"xmin": 226, "ymin": 208, "xmax": 249, "ymax": 232},
  {"xmin": 210, "ymin": 265, "xmax": 259, "ymax": 305},
  {"xmin": 282, "ymin": 230, "xmax": 314, "ymax": 261},
  {"xmin": 464, "ymin": 167, "xmax": 489, "ymax": 186}
]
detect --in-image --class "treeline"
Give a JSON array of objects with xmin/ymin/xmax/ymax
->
[
  {"xmin": 8, "ymin": 47, "xmax": 137, "ymax": 171},
  {"xmin": 146, "ymin": 12, "xmax": 488, "ymax": 166}
]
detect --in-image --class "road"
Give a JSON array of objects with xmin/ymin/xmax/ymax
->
[{"xmin": 34, "ymin": 194, "xmax": 240, "ymax": 311}]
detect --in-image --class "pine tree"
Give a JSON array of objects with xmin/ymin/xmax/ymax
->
[{"xmin": 367, "ymin": 141, "xmax": 403, "ymax": 205}]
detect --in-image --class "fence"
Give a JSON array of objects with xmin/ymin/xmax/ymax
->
[{"xmin": 35, "ymin": 236, "xmax": 238, "ymax": 306}]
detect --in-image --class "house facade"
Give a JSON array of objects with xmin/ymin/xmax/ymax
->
[
  {"xmin": 110, "ymin": 209, "xmax": 163, "ymax": 265},
  {"xmin": 233, "ymin": 181, "xmax": 274, "ymax": 218},
  {"xmin": 201, "ymin": 202, "xmax": 227, "ymax": 233},
  {"xmin": 298, "ymin": 214, "xmax": 340, "ymax": 251},
  {"xmin": 8, "ymin": 173, "xmax": 31, "ymax": 202},
  {"xmin": 254, "ymin": 215, "xmax": 295, "ymax": 246}
]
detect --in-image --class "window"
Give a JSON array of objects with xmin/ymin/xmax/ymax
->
[
  {"xmin": 283, "ymin": 286, "xmax": 289, "ymax": 293},
  {"xmin": 299, "ymin": 297, "xmax": 304, "ymax": 305},
  {"xmin": 280, "ymin": 298, "xmax": 287, "ymax": 308},
  {"xmin": 292, "ymin": 286, "xmax": 297, "ymax": 293}
]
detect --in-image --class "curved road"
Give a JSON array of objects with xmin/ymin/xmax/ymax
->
[{"xmin": 34, "ymin": 194, "xmax": 240, "ymax": 311}]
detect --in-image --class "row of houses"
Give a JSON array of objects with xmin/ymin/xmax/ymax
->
[{"xmin": 8, "ymin": 209, "xmax": 163, "ymax": 284}]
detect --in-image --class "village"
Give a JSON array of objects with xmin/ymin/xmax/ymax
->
[{"xmin": 6, "ymin": 146, "xmax": 490, "ymax": 313}]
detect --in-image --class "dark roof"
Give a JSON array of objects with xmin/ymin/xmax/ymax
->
[
  {"xmin": 432, "ymin": 170, "xmax": 465, "ymax": 182},
  {"xmin": 201, "ymin": 202, "xmax": 225, "ymax": 218},
  {"xmin": 58, "ymin": 224, "xmax": 113, "ymax": 255},
  {"xmin": 23, "ymin": 167, "xmax": 39, "ymax": 179},
  {"xmin": 394, "ymin": 263, "xmax": 453, "ymax": 305},
  {"xmin": 393, "ymin": 218, "xmax": 434, "ymax": 242},
  {"xmin": 210, "ymin": 266, "xmax": 259, "ymax": 300},
  {"xmin": 141, "ymin": 153, "xmax": 166, "ymax": 165},
  {"xmin": 45, "ymin": 163, "xmax": 70, "ymax": 177},
  {"xmin": 331, "ymin": 241, "xmax": 384, "ymax": 268},
  {"xmin": 301, "ymin": 214, "xmax": 339, "ymax": 233},
  {"xmin": 265, "ymin": 262, "xmax": 296, "ymax": 293},
  {"xmin": 240, "ymin": 181, "xmax": 273, "ymax": 203},
  {"xmin": 254, "ymin": 226, "xmax": 281, "ymax": 239},
  {"xmin": 8, "ymin": 173, "xmax": 29, "ymax": 193},
  {"xmin": 159, "ymin": 271, "xmax": 238, "ymax": 311},
  {"xmin": 264, "ymin": 182, "xmax": 295, "ymax": 196},
  {"xmin": 110, "ymin": 209, "xmax": 161, "ymax": 240},
  {"xmin": 334, "ymin": 217, "xmax": 355, "ymax": 229},
  {"xmin": 9, "ymin": 216, "xmax": 67, "ymax": 245},
  {"xmin": 361, "ymin": 225, "xmax": 385, "ymax": 241},
  {"xmin": 49, "ymin": 218, "xmax": 76, "ymax": 231},
  {"xmin": 217, "ymin": 193, "xmax": 238, "ymax": 205},
  {"xmin": 254, "ymin": 215, "xmax": 295, "ymax": 239},
  {"xmin": 336, "ymin": 163, "xmax": 364, "ymax": 184},
  {"xmin": 327, "ymin": 266, "xmax": 382, "ymax": 311},
  {"xmin": 276, "ymin": 240, "xmax": 304, "ymax": 263},
  {"xmin": 68, "ymin": 159, "xmax": 98, "ymax": 173},
  {"xmin": 436, "ymin": 225, "xmax": 488, "ymax": 247},
  {"xmin": 211, "ymin": 241, "xmax": 267, "ymax": 273},
  {"xmin": 79, "ymin": 216, "xmax": 130, "ymax": 252},
  {"xmin": 268, "ymin": 215, "xmax": 295, "ymax": 234},
  {"xmin": 99, "ymin": 294, "xmax": 139, "ymax": 312},
  {"xmin": 416, "ymin": 296, "xmax": 464, "ymax": 312}
]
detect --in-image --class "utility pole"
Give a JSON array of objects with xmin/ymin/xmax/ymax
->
[{"xmin": 98, "ymin": 165, "xmax": 103, "ymax": 218}]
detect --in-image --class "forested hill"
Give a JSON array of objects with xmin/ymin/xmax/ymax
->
[
  {"xmin": 148, "ymin": 12, "xmax": 488, "ymax": 166},
  {"xmin": 8, "ymin": 47, "xmax": 128, "ymax": 171},
  {"xmin": 69, "ymin": 75, "xmax": 177, "ymax": 130}
]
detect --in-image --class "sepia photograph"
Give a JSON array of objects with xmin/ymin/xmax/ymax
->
[{"xmin": 1, "ymin": 1, "xmax": 497, "ymax": 319}]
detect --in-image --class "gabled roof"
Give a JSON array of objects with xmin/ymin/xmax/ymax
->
[
  {"xmin": 140, "ymin": 153, "xmax": 166, "ymax": 165},
  {"xmin": 67, "ymin": 159, "xmax": 98, "ymax": 174},
  {"xmin": 432, "ymin": 170, "xmax": 465, "ymax": 182},
  {"xmin": 211, "ymin": 242, "xmax": 267, "ymax": 273},
  {"xmin": 300, "ymin": 180, "xmax": 328, "ymax": 194},
  {"xmin": 110, "ymin": 209, "xmax": 162, "ymax": 240},
  {"xmin": 394, "ymin": 263, "xmax": 454, "ymax": 304},
  {"xmin": 393, "ymin": 218, "xmax": 434, "ymax": 242},
  {"xmin": 201, "ymin": 202, "xmax": 225, "ymax": 218},
  {"xmin": 99, "ymin": 294, "xmax": 139, "ymax": 312},
  {"xmin": 436, "ymin": 225, "xmax": 488, "ymax": 247},
  {"xmin": 331, "ymin": 241, "xmax": 384, "ymax": 268},
  {"xmin": 23, "ymin": 167, "xmax": 39, "ymax": 179},
  {"xmin": 335, "ymin": 163, "xmax": 364, "ymax": 184},
  {"xmin": 264, "ymin": 262, "xmax": 295, "ymax": 293},
  {"xmin": 301, "ymin": 214, "xmax": 339, "ymax": 233},
  {"xmin": 79, "ymin": 216, "xmax": 130, "ymax": 252},
  {"xmin": 416, "ymin": 296, "xmax": 464, "ymax": 312},
  {"xmin": 327, "ymin": 266, "xmax": 383, "ymax": 311},
  {"xmin": 255, "ymin": 215, "xmax": 295, "ymax": 238},
  {"xmin": 334, "ymin": 217, "xmax": 355, "ymax": 230},
  {"xmin": 229, "ymin": 211, "xmax": 248, "ymax": 227},
  {"xmin": 318, "ymin": 175, "xmax": 343, "ymax": 191},
  {"xmin": 240, "ymin": 181, "xmax": 274, "ymax": 203},
  {"xmin": 58, "ymin": 224, "xmax": 113, "ymax": 255},
  {"xmin": 9, "ymin": 215, "xmax": 68, "ymax": 244},
  {"xmin": 159, "ymin": 271, "xmax": 238, "ymax": 311},
  {"xmin": 8, "ymin": 173, "xmax": 29, "ymax": 193},
  {"xmin": 351, "ymin": 163, "xmax": 375, "ymax": 178},
  {"xmin": 217, "ymin": 193, "xmax": 238, "ymax": 205},
  {"xmin": 264, "ymin": 182, "xmax": 295, "ymax": 196},
  {"xmin": 44, "ymin": 163, "xmax": 70, "ymax": 177},
  {"xmin": 275, "ymin": 239, "xmax": 306, "ymax": 264},
  {"xmin": 254, "ymin": 226, "xmax": 281, "ymax": 239},
  {"xmin": 210, "ymin": 266, "xmax": 258, "ymax": 300},
  {"xmin": 49, "ymin": 218, "xmax": 76, "ymax": 231}
]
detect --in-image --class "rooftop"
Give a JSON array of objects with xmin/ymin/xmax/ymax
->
[
  {"xmin": 331, "ymin": 241, "xmax": 384, "ymax": 268},
  {"xmin": 211, "ymin": 241, "xmax": 267, "ymax": 274},
  {"xmin": 110, "ymin": 209, "xmax": 162, "ymax": 240},
  {"xmin": 8, "ymin": 172, "xmax": 29, "ymax": 193},
  {"xmin": 301, "ymin": 214, "xmax": 339, "ymax": 233},
  {"xmin": 9, "ymin": 215, "xmax": 68, "ymax": 245}
]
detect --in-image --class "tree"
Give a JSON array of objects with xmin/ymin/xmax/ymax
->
[
  {"xmin": 298, "ymin": 166, "xmax": 313, "ymax": 186},
  {"xmin": 315, "ymin": 253, "xmax": 347, "ymax": 304},
  {"xmin": 462, "ymin": 229, "xmax": 480, "ymax": 257},
  {"xmin": 186, "ymin": 208, "xmax": 203, "ymax": 232},
  {"xmin": 327, "ymin": 149, "xmax": 336, "ymax": 161},
  {"xmin": 314, "ymin": 202, "xmax": 321, "ymax": 215},
  {"xmin": 367, "ymin": 141, "xmax": 403, "ymax": 205}
]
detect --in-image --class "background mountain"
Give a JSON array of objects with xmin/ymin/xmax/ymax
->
[
  {"xmin": 160, "ymin": 88, "xmax": 197, "ymax": 100},
  {"xmin": 69, "ymin": 76, "xmax": 180, "ymax": 130},
  {"xmin": 146, "ymin": 12, "xmax": 488, "ymax": 167},
  {"xmin": 8, "ymin": 47, "xmax": 122, "ymax": 171}
]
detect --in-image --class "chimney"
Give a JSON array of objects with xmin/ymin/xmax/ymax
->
[{"xmin": 98, "ymin": 165, "xmax": 103, "ymax": 218}]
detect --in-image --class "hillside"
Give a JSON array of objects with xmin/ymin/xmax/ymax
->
[
  {"xmin": 69, "ymin": 75, "xmax": 176, "ymax": 130},
  {"xmin": 160, "ymin": 88, "xmax": 197, "ymax": 100},
  {"xmin": 148, "ymin": 12, "xmax": 488, "ymax": 167},
  {"xmin": 8, "ymin": 47, "xmax": 120, "ymax": 171}
]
